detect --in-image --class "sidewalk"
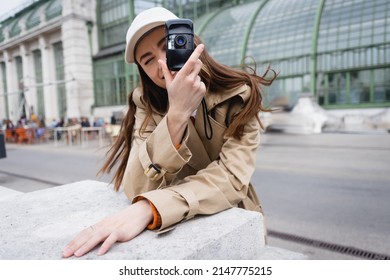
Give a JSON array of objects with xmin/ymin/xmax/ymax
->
[
  {"xmin": 4, "ymin": 138, "xmax": 111, "ymax": 155},
  {"xmin": 1, "ymin": 138, "xmax": 112, "ymax": 193},
  {"xmin": 260, "ymin": 131, "xmax": 390, "ymax": 150}
]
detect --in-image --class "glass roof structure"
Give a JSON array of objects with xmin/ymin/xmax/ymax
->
[
  {"xmin": 317, "ymin": 0, "xmax": 389, "ymax": 72},
  {"xmin": 196, "ymin": 1, "xmax": 262, "ymax": 67},
  {"xmin": 196, "ymin": 0, "xmax": 389, "ymax": 70},
  {"xmin": 195, "ymin": 0, "xmax": 390, "ymax": 108},
  {"xmin": 0, "ymin": 0, "xmax": 62, "ymax": 43}
]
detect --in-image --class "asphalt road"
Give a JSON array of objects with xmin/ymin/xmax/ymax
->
[
  {"xmin": 1, "ymin": 132, "xmax": 389, "ymax": 259},
  {"xmin": 254, "ymin": 132, "xmax": 390, "ymax": 259}
]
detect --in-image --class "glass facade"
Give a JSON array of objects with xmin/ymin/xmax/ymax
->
[
  {"xmin": 94, "ymin": 57, "xmax": 135, "ymax": 107},
  {"xmin": 134, "ymin": 0, "xmax": 163, "ymax": 15},
  {"xmin": 92, "ymin": 0, "xmax": 389, "ymax": 109},
  {"xmin": 315, "ymin": 0, "xmax": 390, "ymax": 107},
  {"xmin": 247, "ymin": 0, "xmax": 317, "ymax": 71},
  {"xmin": 99, "ymin": 0, "xmax": 131, "ymax": 48},
  {"xmin": 197, "ymin": 1, "xmax": 261, "ymax": 67},
  {"xmin": 194, "ymin": 0, "xmax": 390, "ymax": 109},
  {"xmin": 166, "ymin": 0, "xmax": 242, "ymax": 19}
]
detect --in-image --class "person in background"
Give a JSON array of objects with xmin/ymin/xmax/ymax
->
[
  {"xmin": 80, "ymin": 117, "xmax": 91, "ymax": 128},
  {"xmin": 110, "ymin": 113, "xmax": 116, "ymax": 125},
  {"xmin": 93, "ymin": 117, "xmax": 105, "ymax": 127},
  {"xmin": 53, "ymin": 118, "xmax": 65, "ymax": 141}
]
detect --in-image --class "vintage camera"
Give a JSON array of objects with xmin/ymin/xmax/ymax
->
[{"xmin": 165, "ymin": 19, "xmax": 194, "ymax": 71}]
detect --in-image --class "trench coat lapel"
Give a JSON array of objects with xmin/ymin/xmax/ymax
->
[
  {"xmin": 205, "ymin": 84, "xmax": 248, "ymax": 111},
  {"xmin": 186, "ymin": 120, "xmax": 211, "ymax": 170},
  {"xmin": 152, "ymin": 113, "xmax": 163, "ymax": 124}
]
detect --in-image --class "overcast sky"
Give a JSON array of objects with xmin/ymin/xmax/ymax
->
[{"xmin": 0, "ymin": 0, "xmax": 32, "ymax": 19}]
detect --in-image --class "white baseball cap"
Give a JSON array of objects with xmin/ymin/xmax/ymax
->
[{"xmin": 125, "ymin": 7, "xmax": 178, "ymax": 64}]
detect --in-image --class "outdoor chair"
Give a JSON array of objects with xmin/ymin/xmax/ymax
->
[
  {"xmin": 15, "ymin": 128, "xmax": 35, "ymax": 144},
  {"xmin": 5, "ymin": 129, "xmax": 17, "ymax": 143}
]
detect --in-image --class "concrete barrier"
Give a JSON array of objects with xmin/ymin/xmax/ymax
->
[
  {"xmin": 0, "ymin": 186, "xmax": 22, "ymax": 202},
  {"xmin": 0, "ymin": 180, "xmax": 305, "ymax": 260}
]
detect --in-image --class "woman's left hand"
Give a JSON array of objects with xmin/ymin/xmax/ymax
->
[{"xmin": 62, "ymin": 200, "xmax": 153, "ymax": 257}]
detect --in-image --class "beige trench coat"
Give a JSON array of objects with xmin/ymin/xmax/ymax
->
[{"xmin": 122, "ymin": 83, "xmax": 263, "ymax": 231}]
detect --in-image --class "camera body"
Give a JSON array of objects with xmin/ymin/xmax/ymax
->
[{"xmin": 165, "ymin": 19, "xmax": 194, "ymax": 71}]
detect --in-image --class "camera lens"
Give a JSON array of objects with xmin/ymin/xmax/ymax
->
[{"xmin": 174, "ymin": 35, "xmax": 187, "ymax": 48}]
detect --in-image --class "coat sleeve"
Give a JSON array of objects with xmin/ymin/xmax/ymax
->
[
  {"xmin": 121, "ymin": 91, "xmax": 192, "ymax": 199},
  {"xmin": 133, "ymin": 114, "xmax": 261, "ymax": 231}
]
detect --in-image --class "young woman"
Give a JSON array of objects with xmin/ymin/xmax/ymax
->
[{"xmin": 62, "ymin": 7, "xmax": 275, "ymax": 258}]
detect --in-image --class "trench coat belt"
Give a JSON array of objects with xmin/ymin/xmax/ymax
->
[
  {"xmin": 144, "ymin": 163, "xmax": 161, "ymax": 181},
  {"xmin": 139, "ymin": 140, "xmax": 166, "ymax": 181}
]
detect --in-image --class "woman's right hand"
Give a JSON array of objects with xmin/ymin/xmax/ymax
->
[{"xmin": 159, "ymin": 44, "xmax": 206, "ymax": 120}]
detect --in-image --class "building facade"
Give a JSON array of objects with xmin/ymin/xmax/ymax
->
[
  {"xmin": 0, "ymin": 0, "xmax": 96, "ymax": 123},
  {"xmin": 1, "ymin": 0, "xmax": 389, "ymax": 125}
]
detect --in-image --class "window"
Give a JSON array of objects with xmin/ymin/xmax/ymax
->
[
  {"xmin": 135, "ymin": 0, "xmax": 163, "ymax": 15},
  {"xmin": 33, "ymin": 50, "xmax": 45, "ymax": 117},
  {"xmin": 99, "ymin": 0, "xmax": 130, "ymax": 47},
  {"xmin": 15, "ymin": 56, "xmax": 23, "ymax": 90},
  {"xmin": 318, "ymin": 0, "xmax": 388, "ymax": 70},
  {"xmin": 9, "ymin": 20, "xmax": 21, "ymax": 38},
  {"xmin": 46, "ymin": 0, "xmax": 62, "ymax": 21},
  {"xmin": 247, "ymin": 0, "xmax": 317, "ymax": 75},
  {"xmin": 350, "ymin": 70, "xmax": 370, "ymax": 104},
  {"xmin": 26, "ymin": 7, "xmax": 41, "ymax": 30},
  {"xmin": 374, "ymin": 68, "xmax": 390, "ymax": 102},
  {"xmin": 1, "ymin": 62, "xmax": 9, "ymax": 118},
  {"xmin": 0, "ymin": 29, "xmax": 4, "ymax": 43},
  {"xmin": 284, "ymin": 77, "xmax": 303, "ymax": 107},
  {"xmin": 94, "ymin": 57, "xmax": 137, "ymax": 107},
  {"xmin": 328, "ymin": 72, "xmax": 347, "ymax": 105},
  {"xmin": 200, "ymin": 1, "xmax": 259, "ymax": 67},
  {"xmin": 14, "ymin": 56, "xmax": 26, "ymax": 117},
  {"xmin": 53, "ymin": 42, "xmax": 66, "ymax": 118}
]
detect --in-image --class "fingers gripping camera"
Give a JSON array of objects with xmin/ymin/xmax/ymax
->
[{"xmin": 166, "ymin": 19, "xmax": 195, "ymax": 71}]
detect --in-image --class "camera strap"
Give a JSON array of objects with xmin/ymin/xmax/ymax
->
[{"xmin": 201, "ymin": 98, "xmax": 213, "ymax": 140}]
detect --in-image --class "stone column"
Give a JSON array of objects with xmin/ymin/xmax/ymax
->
[
  {"xmin": 3, "ymin": 51, "xmax": 19, "ymax": 124},
  {"xmin": 19, "ymin": 43, "xmax": 36, "ymax": 119},
  {"xmin": 39, "ymin": 36, "xmax": 59, "ymax": 122},
  {"xmin": 0, "ymin": 61, "xmax": 5, "ymax": 120},
  {"xmin": 61, "ymin": 0, "xmax": 95, "ymax": 119}
]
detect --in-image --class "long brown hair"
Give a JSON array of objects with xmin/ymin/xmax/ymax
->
[{"xmin": 100, "ymin": 35, "xmax": 276, "ymax": 191}]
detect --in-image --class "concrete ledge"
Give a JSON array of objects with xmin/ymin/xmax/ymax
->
[
  {"xmin": 0, "ymin": 180, "xmax": 304, "ymax": 260},
  {"xmin": 0, "ymin": 186, "xmax": 23, "ymax": 202},
  {"xmin": 258, "ymin": 246, "xmax": 306, "ymax": 260}
]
